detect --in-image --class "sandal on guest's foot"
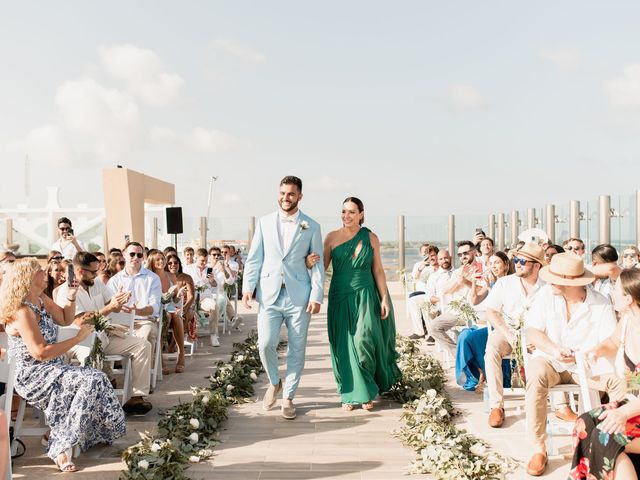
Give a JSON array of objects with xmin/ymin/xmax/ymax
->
[
  {"xmin": 55, "ymin": 448, "xmax": 77, "ymax": 472},
  {"xmin": 362, "ymin": 401, "xmax": 374, "ymax": 411},
  {"xmin": 175, "ymin": 361, "xmax": 185, "ymax": 373},
  {"xmin": 162, "ymin": 365, "xmax": 171, "ymax": 375},
  {"xmin": 342, "ymin": 403, "xmax": 355, "ymax": 411}
]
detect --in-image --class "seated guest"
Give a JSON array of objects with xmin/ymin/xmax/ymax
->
[
  {"xmin": 146, "ymin": 251, "xmax": 186, "ymax": 374},
  {"xmin": 0, "ymin": 258, "xmax": 125, "ymax": 473},
  {"xmin": 477, "ymin": 237, "xmax": 495, "ymax": 267},
  {"xmin": 621, "ymin": 245, "xmax": 640, "ymax": 269},
  {"xmin": 429, "ymin": 241, "xmax": 479, "ymax": 357},
  {"xmin": 523, "ymin": 253, "xmax": 625, "ymax": 476},
  {"xmin": 0, "ymin": 251, "xmax": 16, "ymax": 285},
  {"xmin": 423, "ymin": 249, "xmax": 454, "ymax": 327},
  {"xmin": 479, "ymin": 244, "xmax": 545, "ymax": 427},
  {"xmin": 92, "ymin": 251, "xmax": 107, "ymax": 283},
  {"xmin": 44, "ymin": 260, "xmax": 66, "ymax": 299},
  {"xmin": 564, "ymin": 237, "xmax": 586, "ymax": 258},
  {"xmin": 100, "ymin": 250, "xmax": 125, "ymax": 284},
  {"xmin": 544, "ymin": 244, "xmax": 564, "ymax": 264},
  {"xmin": 183, "ymin": 246, "xmax": 195, "ymax": 266},
  {"xmin": 184, "ymin": 248, "xmax": 225, "ymax": 347},
  {"xmin": 166, "ymin": 255, "xmax": 197, "ymax": 342},
  {"xmin": 590, "ymin": 244, "xmax": 622, "ymax": 300},
  {"xmin": 221, "ymin": 245, "xmax": 243, "ymax": 329},
  {"xmin": 51, "ymin": 217, "xmax": 84, "ymax": 260},
  {"xmin": 570, "ymin": 268, "xmax": 640, "ymax": 480},
  {"xmin": 56, "ymin": 252, "xmax": 154, "ymax": 414},
  {"xmin": 107, "ymin": 242, "xmax": 162, "ymax": 348},
  {"xmin": 455, "ymin": 249, "xmax": 516, "ymax": 394},
  {"xmin": 229, "ymin": 245, "xmax": 243, "ymax": 271},
  {"xmin": 468, "ymin": 251, "xmax": 513, "ymax": 306},
  {"xmin": 47, "ymin": 250, "xmax": 64, "ymax": 263},
  {"xmin": 406, "ymin": 244, "xmax": 439, "ymax": 339}
]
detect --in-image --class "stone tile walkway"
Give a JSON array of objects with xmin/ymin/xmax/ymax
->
[{"xmin": 11, "ymin": 284, "xmax": 575, "ymax": 479}]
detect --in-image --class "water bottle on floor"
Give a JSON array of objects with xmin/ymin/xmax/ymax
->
[{"xmin": 483, "ymin": 387, "xmax": 490, "ymax": 414}]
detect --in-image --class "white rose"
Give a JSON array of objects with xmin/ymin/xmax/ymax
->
[
  {"xmin": 150, "ymin": 443, "xmax": 161, "ymax": 453},
  {"xmin": 426, "ymin": 389, "xmax": 437, "ymax": 399},
  {"xmin": 189, "ymin": 432, "xmax": 199, "ymax": 443},
  {"xmin": 469, "ymin": 443, "xmax": 487, "ymax": 457},
  {"xmin": 439, "ymin": 408, "xmax": 449, "ymax": 418},
  {"xmin": 189, "ymin": 455, "xmax": 200, "ymax": 463},
  {"xmin": 423, "ymin": 428, "xmax": 434, "ymax": 440},
  {"xmin": 236, "ymin": 355, "xmax": 244, "ymax": 362},
  {"xmin": 226, "ymin": 384, "xmax": 234, "ymax": 391},
  {"xmin": 138, "ymin": 460, "xmax": 150, "ymax": 470},
  {"xmin": 190, "ymin": 418, "xmax": 200, "ymax": 429},
  {"xmin": 250, "ymin": 372, "xmax": 258, "ymax": 381},
  {"xmin": 202, "ymin": 396, "xmax": 210, "ymax": 405}
]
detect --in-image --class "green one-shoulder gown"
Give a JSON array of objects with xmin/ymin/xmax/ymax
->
[{"xmin": 327, "ymin": 227, "xmax": 401, "ymax": 404}]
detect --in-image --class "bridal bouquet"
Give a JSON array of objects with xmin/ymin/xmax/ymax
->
[{"xmin": 82, "ymin": 311, "xmax": 113, "ymax": 370}]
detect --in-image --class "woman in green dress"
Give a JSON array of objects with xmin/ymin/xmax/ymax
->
[{"xmin": 321, "ymin": 197, "xmax": 401, "ymax": 411}]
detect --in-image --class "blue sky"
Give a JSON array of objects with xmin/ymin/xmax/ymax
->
[{"xmin": 2, "ymin": 1, "xmax": 640, "ymax": 222}]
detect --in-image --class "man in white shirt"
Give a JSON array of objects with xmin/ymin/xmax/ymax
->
[
  {"xmin": 405, "ymin": 244, "xmax": 439, "ymax": 339},
  {"xmin": 483, "ymin": 243, "xmax": 546, "ymax": 428},
  {"xmin": 428, "ymin": 241, "xmax": 478, "ymax": 357},
  {"xmin": 107, "ymin": 242, "xmax": 162, "ymax": 348},
  {"xmin": 57, "ymin": 252, "xmax": 154, "ymax": 415},
  {"xmin": 184, "ymin": 248, "xmax": 230, "ymax": 347},
  {"xmin": 221, "ymin": 244, "xmax": 242, "ymax": 329},
  {"xmin": 51, "ymin": 216, "xmax": 84, "ymax": 260},
  {"xmin": 523, "ymin": 253, "xmax": 625, "ymax": 476}
]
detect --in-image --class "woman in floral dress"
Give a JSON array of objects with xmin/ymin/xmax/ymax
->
[
  {"xmin": 569, "ymin": 269, "xmax": 640, "ymax": 479},
  {"xmin": 0, "ymin": 258, "xmax": 125, "ymax": 472}
]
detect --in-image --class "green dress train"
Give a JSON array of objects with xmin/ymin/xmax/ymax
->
[{"xmin": 327, "ymin": 227, "xmax": 401, "ymax": 404}]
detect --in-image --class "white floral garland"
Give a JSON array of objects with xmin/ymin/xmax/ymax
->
[{"xmin": 389, "ymin": 336, "xmax": 518, "ymax": 479}]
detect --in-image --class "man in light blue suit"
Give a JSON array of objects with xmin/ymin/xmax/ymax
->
[{"xmin": 242, "ymin": 176, "xmax": 325, "ymax": 419}]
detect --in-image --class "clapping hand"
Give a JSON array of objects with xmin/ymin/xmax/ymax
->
[{"xmin": 555, "ymin": 347, "xmax": 576, "ymax": 364}]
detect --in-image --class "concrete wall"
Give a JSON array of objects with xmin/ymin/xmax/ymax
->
[{"xmin": 102, "ymin": 168, "xmax": 175, "ymax": 249}]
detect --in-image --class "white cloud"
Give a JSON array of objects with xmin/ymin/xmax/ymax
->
[
  {"xmin": 55, "ymin": 77, "xmax": 144, "ymax": 162},
  {"xmin": 187, "ymin": 127, "xmax": 238, "ymax": 152},
  {"xmin": 447, "ymin": 84, "xmax": 486, "ymax": 111},
  {"xmin": 541, "ymin": 48, "xmax": 581, "ymax": 72},
  {"xmin": 605, "ymin": 64, "xmax": 640, "ymax": 110},
  {"xmin": 214, "ymin": 39, "xmax": 266, "ymax": 64},
  {"xmin": 8, "ymin": 124, "xmax": 74, "ymax": 168},
  {"xmin": 306, "ymin": 175, "xmax": 353, "ymax": 192},
  {"xmin": 99, "ymin": 44, "xmax": 183, "ymax": 106}
]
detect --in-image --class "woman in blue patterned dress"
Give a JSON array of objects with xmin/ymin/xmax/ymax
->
[{"xmin": 0, "ymin": 258, "xmax": 125, "ymax": 472}]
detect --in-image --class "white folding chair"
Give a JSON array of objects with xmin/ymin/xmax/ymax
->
[
  {"xmin": 0, "ymin": 333, "xmax": 15, "ymax": 480},
  {"xmin": 150, "ymin": 308, "xmax": 164, "ymax": 390},
  {"xmin": 103, "ymin": 311, "xmax": 135, "ymax": 405}
]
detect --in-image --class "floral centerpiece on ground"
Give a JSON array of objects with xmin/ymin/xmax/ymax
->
[{"xmin": 448, "ymin": 298, "xmax": 479, "ymax": 327}]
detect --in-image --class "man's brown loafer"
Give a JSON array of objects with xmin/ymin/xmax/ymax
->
[
  {"xmin": 554, "ymin": 406, "xmax": 578, "ymax": 423},
  {"xmin": 526, "ymin": 452, "xmax": 548, "ymax": 476},
  {"xmin": 488, "ymin": 408, "xmax": 504, "ymax": 428}
]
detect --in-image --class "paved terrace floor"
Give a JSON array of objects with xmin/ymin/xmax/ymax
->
[{"xmin": 13, "ymin": 283, "xmax": 573, "ymax": 479}]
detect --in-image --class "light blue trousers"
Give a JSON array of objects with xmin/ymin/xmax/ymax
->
[{"xmin": 258, "ymin": 288, "xmax": 311, "ymax": 400}]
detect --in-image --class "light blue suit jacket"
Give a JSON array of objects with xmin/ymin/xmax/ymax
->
[{"xmin": 242, "ymin": 211, "xmax": 325, "ymax": 307}]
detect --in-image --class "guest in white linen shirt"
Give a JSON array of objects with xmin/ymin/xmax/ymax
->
[
  {"xmin": 522, "ymin": 253, "xmax": 625, "ymax": 477},
  {"xmin": 107, "ymin": 242, "xmax": 162, "ymax": 347},
  {"xmin": 406, "ymin": 245, "xmax": 439, "ymax": 339},
  {"xmin": 56, "ymin": 251, "xmax": 154, "ymax": 415},
  {"xmin": 51, "ymin": 217, "xmax": 84, "ymax": 260}
]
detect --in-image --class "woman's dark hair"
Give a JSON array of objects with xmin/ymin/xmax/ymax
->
[
  {"xmin": 163, "ymin": 246, "xmax": 178, "ymax": 256},
  {"xmin": 103, "ymin": 251, "xmax": 124, "ymax": 279},
  {"xmin": 165, "ymin": 253, "xmax": 183, "ymax": 274},
  {"xmin": 343, "ymin": 197, "xmax": 365, "ymax": 225},
  {"xmin": 592, "ymin": 243, "xmax": 619, "ymax": 264},
  {"xmin": 491, "ymin": 251, "xmax": 514, "ymax": 275},
  {"xmin": 44, "ymin": 260, "xmax": 64, "ymax": 298},
  {"xmin": 619, "ymin": 268, "xmax": 640, "ymax": 305},
  {"xmin": 546, "ymin": 244, "xmax": 565, "ymax": 254}
]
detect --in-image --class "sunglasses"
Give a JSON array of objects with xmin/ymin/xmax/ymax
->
[
  {"xmin": 128, "ymin": 252, "xmax": 144, "ymax": 258},
  {"xmin": 512, "ymin": 257, "xmax": 534, "ymax": 266},
  {"xmin": 83, "ymin": 267, "xmax": 99, "ymax": 274},
  {"xmin": 167, "ymin": 261, "xmax": 179, "ymax": 266},
  {"xmin": 211, "ymin": 253, "xmax": 221, "ymax": 257},
  {"xmin": 623, "ymin": 253, "xmax": 638, "ymax": 258},
  {"xmin": 565, "ymin": 246, "xmax": 583, "ymax": 251},
  {"xmin": 457, "ymin": 251, "xmax": 473, "ymax": 257},
  {"xmin": 58, "ymin": 227, "xmax": 70, "ymax": 231},
  {"xmin": 50, "ymin": 256, "xmax": 64, "ymax": 261}
]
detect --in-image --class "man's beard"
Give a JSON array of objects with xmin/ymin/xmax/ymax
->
[
  {"xmin": 83, "ymin": 278, "xmax": 94, "ymax": 286},
  {"xmin": 441, "ymin": 262, "xmax": 451, "ymax": 269},
  {"xmin": 279, "ymin": 198, "xmax": 299, "ymax": 213}
]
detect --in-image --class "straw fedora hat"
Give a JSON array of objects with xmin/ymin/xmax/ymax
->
[
  {"xmin": 539, "ymin": 252, "xmax": 595, "ymax": 286},
  {"xmin": 515, "ymin": 243, "xmax": 547, "ymax": 266}
]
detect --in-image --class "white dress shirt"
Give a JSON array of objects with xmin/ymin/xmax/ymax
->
[
  {"xmin": 524, "ymin": 285, "xmax": 616, "ymax": 373},
  {"xmin": 483, "ymin": 274, "xmax": 545, "ymax": 328},
  {"xmin": 51, "ymin": 238, "xmax": 84, "ymax": 260},
  {"xmin": 411, "ymin": 262, "xmax": 435, "ymax": 292},
  {"xmin": 276, "ymin": 210, "xmax": 300, "ymax": 253},
  {"xmin": 184, "ymin": 264, "xmax": 234, "ymax": 297},
  {"xmin": 106, "ymin": 267, "xmax": 162, "ymax": 320},
  {"xmin": 424, "ymin": 268, "xmax": 456, "ymax": 313},
  {"xmin": 56, "ymin": 281, "xmax": 114, "ymax": 315}
]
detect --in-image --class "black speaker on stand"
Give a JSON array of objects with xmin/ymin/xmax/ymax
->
[{"xmin": 166, "ymin": 207, "xmax": 183, "ymax": 249}]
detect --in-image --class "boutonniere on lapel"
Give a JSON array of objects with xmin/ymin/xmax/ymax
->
[{"xmin": 300, "ymin": 221, "xmax": 310, "ymax": 230}]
